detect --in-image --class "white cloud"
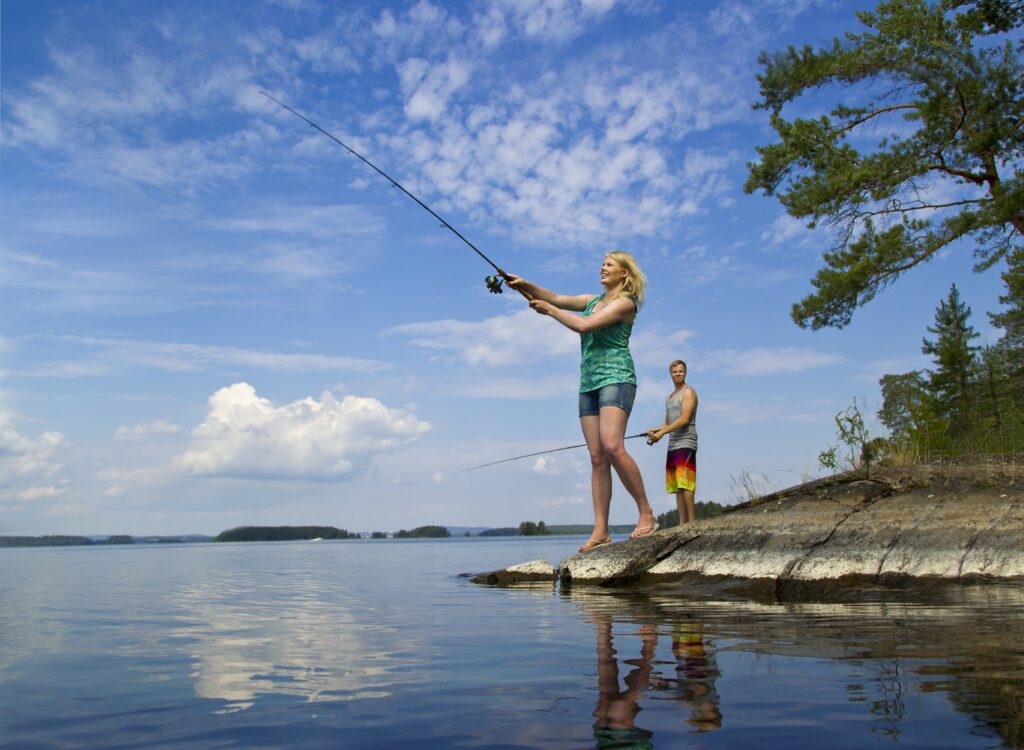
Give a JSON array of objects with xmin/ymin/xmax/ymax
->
[
  {"xmin": 115, "ymin": 420, "xmax": 181, "ymax": 439},
  {"xmin": 387, "ymin": 308, "xmax": 577, "ymax": 366},
  {"xmin": 499, "ymin": 0, "xmax": 617, "ymax": 42},
  {"xmin": 34, "ymin": 336, "xmax": 386, "ymax": 377},
  {"xmin": 532, "ymin": 456, "xmax": 561, "ymax": 475},
  {"xmin": 538, "ymin": 493, "xmax": 585, "ymax": 508},
  {"xmin": 704, "ymin": 346, "xmax": 844, "ymax": 376},
  {"xmin": 760, "ymin": 214, "xmax": 811, "ymax": 247},
  {"xmin": 0, "ymin": 403, "xmax": 67, "ymax": 506},
  {"xmin": 176, "ymin": 383, "xmax": 431, "ymax": 480},
  {"xmin": 399, "ymin": 55, "xmax": 472, "ymax": 122},
  {"xmin": 207, "ymin": 204, "xmax": 385, "ymax": 241}
]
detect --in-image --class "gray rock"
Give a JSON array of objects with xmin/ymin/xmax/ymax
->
[
  {"xmin": 470, "ymin": 559, "xmax": 556, "ymax": 585},
  {"xmin": 559, "ymin": 529, "xmax": 683, "ymax": 586},
  {"xmin": 471, "ymin": 465, "xmax": 1024, "ymax": 589}
]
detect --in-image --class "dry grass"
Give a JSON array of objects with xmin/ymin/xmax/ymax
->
[{"xmin": 730, "ymin": 469, "xmax": 783, "ymax": 504}]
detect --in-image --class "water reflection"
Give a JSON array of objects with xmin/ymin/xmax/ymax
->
[
  {"xmin": 590, "ymin": 611, "xmax": 656, "ymax": 748},
  {"xmin": 666, "ymin": 621, "xmax": 722, "ymax": 733},
  {"xmin": 566, "ymin": 582, "xmax": 1024, "ymax": 749},
  {"xmin": 172, "ymin": 572, "xmax": 418, "ymax": 713}
]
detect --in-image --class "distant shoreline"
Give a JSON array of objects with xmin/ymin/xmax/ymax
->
[{"xmin": 0, "ymin": 527, "xmax": 646, "ymax": 548}]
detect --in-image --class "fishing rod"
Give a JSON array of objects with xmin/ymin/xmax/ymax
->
[
  {"xmin": 260, "ymin": 91, "xmax": 525, "ymax": 299},
  {"xmin": 465, "ymin": 433, "xmax": 652, "ymax": 472}
]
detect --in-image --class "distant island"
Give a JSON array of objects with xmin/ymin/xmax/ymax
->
[
  {"xmin": 215, "ymin": 526, "xmax": 359, "ymax": 542},
  {"xmin": 1, "ymin": 504, "xmax": 729, "ymax": 549},
  {"xmin": 393, "ymin": 525, "xmax": 450, "ymax": 539},
  {"xmin": 0, "ymin": 535, "xmax": 211, "ymax": 548}
]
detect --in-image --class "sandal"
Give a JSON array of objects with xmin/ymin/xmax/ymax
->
[
  {"xmin": 628, "ymin": 522, "xmax": 660, "ymax": 539},
  {"xmin": 579, "ymin": 536, "xmax": 612, "ymax": 554}
]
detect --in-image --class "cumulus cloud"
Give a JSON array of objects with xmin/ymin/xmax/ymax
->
[
  {"xmin": 704, "ymin": 347, "xmax": 844, "ymax": 376},
  {"xmin": 0, "ymin": 403, "xmax": 68, "ymax": 505},
  {"xmin": 387, "ymin": 308, "xmax": 577, "ymax": 366},
  {"xmin": 176, "ymin": 383, "xmax": 431, "ymax": 480}
]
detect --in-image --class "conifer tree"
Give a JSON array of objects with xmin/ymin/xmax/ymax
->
[
  {"xmin": 989, "ymin": 248, "xmax": 1024, "ymax": 397},
  {"xmin": 746, "ymin": 0, "xmax": 1024, "ymax": 330},
  {"xmin": 921, "ymin": 284, "xmax": 980, "ymax": 432}
]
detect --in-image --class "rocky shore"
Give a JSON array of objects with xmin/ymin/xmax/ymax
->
[{"xmin": 471, "ymin": 463, "xmax": 1024, "ymax": 593}]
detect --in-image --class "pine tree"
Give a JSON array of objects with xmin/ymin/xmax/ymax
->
[
  {"xmin": 921, "ymin": 284, "xmax": 980, "ymax": 434},
  {"xmin": 989, "ymin": 249, "xmax": 1024, "ymax": 398},
  {"xmin": 745, "ymin": 0, "xmax": 1024, "ymax": 330}
]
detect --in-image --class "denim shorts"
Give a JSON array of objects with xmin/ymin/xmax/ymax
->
[{"xmin": 578, "ymin": 382, "xmax": 637, "ymax": 417}]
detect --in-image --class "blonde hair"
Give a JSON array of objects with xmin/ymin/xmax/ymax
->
[
  {"xmin": 605, "ymin": 250, "xmax": 647, "ymax": 308},
  {"xmin": 669, "ymin": 359, "xmax": 687, "ymax": 371}
]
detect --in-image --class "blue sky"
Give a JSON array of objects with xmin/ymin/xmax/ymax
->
[{"xmin": 1, "ymin": 0, "xmax": 1011, "ymax": 535}]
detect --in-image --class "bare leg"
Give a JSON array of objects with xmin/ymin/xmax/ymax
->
[
  {"xmin": 676, "ymin": 489, "xmax": 696, "ymax": 525},
  {"xmin": 581, "ymin": 414, "xmax": 612, "ymax": 546},
  {"xmin": 598, "ymin": 406, "xmax": 654, "ymax": 535}
]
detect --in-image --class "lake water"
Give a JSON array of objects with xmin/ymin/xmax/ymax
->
[{"xmin": 2, "ymin": 537, "xmax": 1022, "ymax": 749}]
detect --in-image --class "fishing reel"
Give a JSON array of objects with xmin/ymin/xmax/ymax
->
[{"xmin": 485, "ymin": 275, "xmax": 505, "ymax": 294}]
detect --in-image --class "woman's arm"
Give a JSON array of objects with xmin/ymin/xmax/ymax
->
[
  {"xmin": 505, "ymin": 274, "xmax": 593, "ymax": 311},
  {"xmin": 647, "ymin": 387, "xmax": 698, "ymax": 443},
  {"xmin": 529, "ymin": 296, "xmax": 634, "ymax": 332}
]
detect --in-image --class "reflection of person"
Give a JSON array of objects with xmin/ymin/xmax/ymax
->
[
  {"xmin": 507, "ymin": 252, "xmax": 656, "ymax": 554},
  {"xmin": 591, "ymin": 611, "xmax": 656, "ymax": 749},
  {"xmin": 646, "ymin": 360, "xmax": 699, "ymax": 525},
  {"xmin": 671, "ymin": 621, "xmax": 722, "ymax": 732}
]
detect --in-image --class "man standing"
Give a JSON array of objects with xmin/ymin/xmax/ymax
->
[{"xmin": 647, "ymin": 360, "xmax": 699, "ymax": 525}]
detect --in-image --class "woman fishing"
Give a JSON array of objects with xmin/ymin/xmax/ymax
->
[{"xmin": 507, "ymin": 252, "xmax": 656, "ymax": 553}]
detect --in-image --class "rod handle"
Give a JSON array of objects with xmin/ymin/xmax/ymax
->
[{"xmin": 497, "ymin": 269, "xmax": 533, "ymax": 301}]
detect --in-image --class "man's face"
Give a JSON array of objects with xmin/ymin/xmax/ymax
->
[{"xmin": 671, "ymin": 365, "xmax": 686, "ymax": 383}]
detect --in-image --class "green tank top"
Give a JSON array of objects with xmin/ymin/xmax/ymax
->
[{"xmin": 579, "ymin": 294, "xmax": 637, "ymax": 392}]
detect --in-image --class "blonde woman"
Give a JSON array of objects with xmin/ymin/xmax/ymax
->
[{"xmin": 507, "ymin": 252, "xmax": 656, "ymax": 553}]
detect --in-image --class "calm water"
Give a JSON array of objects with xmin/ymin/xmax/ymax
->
[{"xmin": 1, "ymin": 538, "xmax": 1022, "ymax": 749}]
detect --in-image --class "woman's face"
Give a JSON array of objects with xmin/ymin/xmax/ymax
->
[{"xmin": 600, "ymin": 256, "xmax": 627, "ymax": 287}]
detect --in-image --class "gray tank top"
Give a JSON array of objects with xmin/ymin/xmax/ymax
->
[{"xmin": 666, "ymin": 389, "xmax": 698, "ymax": 451}]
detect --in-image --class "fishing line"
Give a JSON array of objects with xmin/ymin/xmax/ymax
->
[
  {"xmin": 260, "ymin": 91, "xmax": 524, "ymax": 298},
  {"xmin": 465, "ymin": 433, "xmax": 652, "ymax": 472}
]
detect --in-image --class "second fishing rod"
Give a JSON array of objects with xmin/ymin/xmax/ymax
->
[{"xmin": 261, "ymin": 91, "xmax": 528, "ymax": 300}]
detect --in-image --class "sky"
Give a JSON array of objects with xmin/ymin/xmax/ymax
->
[{"xmin": 0, "ymin": 0, "xmax": 1013, "ymax": 536}]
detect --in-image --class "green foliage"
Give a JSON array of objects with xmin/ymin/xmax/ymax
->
[
  {"xmin": 370, "ymin": 531, "xmax": 388, "ymax": 539},
  {"xmin": 819, "ymin": 398, "xmax": 875, "ymax": 477},
  {"xmin": 0, "ymin": 535, "xmax": 93, "ymax": 547},
  {"xmin": 745, "ymin": 0, "xmax": 1024, "ymax": 330},
  {"xmin": 878, "ymin": 371, "xmax": 928, "ymax": 437},
  {"xmin": 393, "ymin": 525, "xmax": 450, "ymax": 539},
  {"xmin": 656, "ymin": 501, "xmax": 726, "ymax": 528},
  {"xmin": 517, "ymin": 520, "xmax": 550, "ymax": 536},
  {"xmin": 478, "ymin": 527, "xmax": 518, "ymax": 537},
  {"xmin": 215, "ymin": 526, "xmax": 357, "ymax": 542},
  {"xmin": 922, "ymin": 283, "xmax": 981, "ymax": 431},
  {"xmin": 878, "ymin": 278, "xmax": 1024, "ymax": 457}
]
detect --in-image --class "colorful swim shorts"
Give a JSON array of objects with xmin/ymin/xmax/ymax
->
[{"xmin": 666, "ymin": 447, "xmax": 696, "ymax": 493}]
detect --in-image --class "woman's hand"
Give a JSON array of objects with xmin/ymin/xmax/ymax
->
[
  {"xmin": 529, "ymin": 299, "xmax": 555, "ymax": 316},
  {"xmin": 505, "ymin": 273, "xmax": 526, "ymax": 292}
]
